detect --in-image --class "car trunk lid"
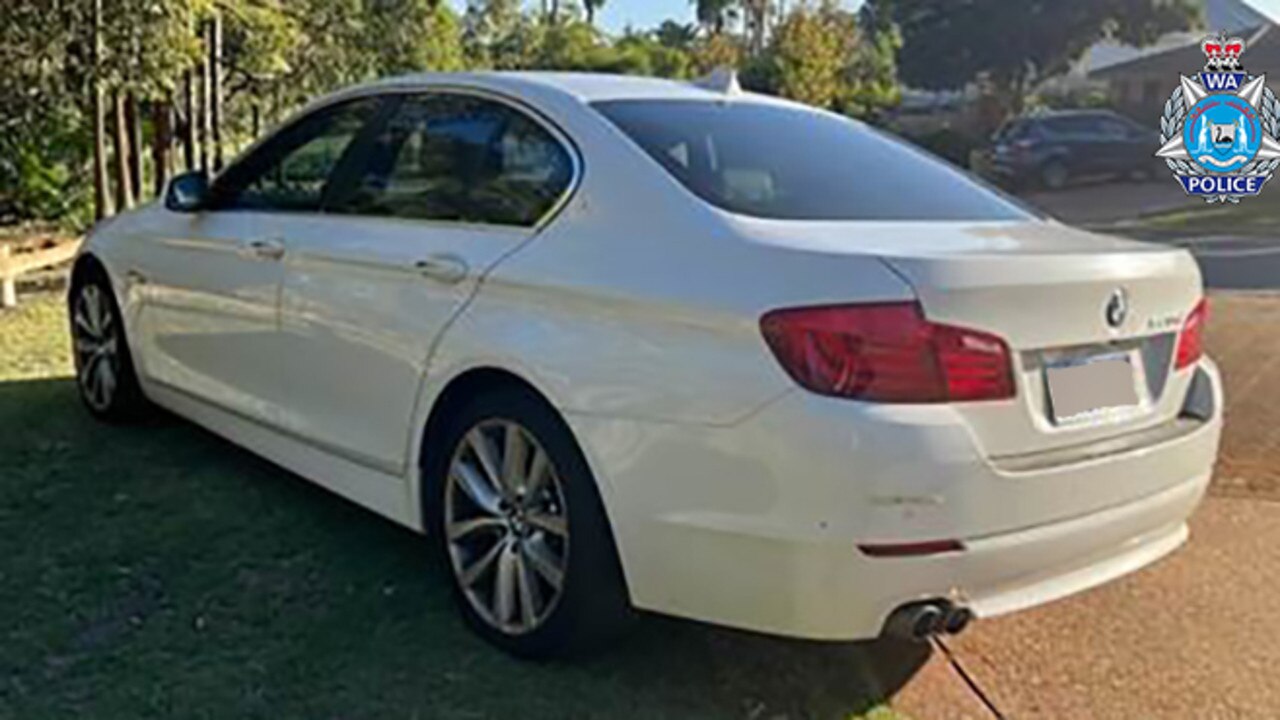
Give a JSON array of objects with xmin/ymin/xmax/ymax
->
[{"xmin": 732, "ymin": 218, "xmax": 1205, "ymax": 459}]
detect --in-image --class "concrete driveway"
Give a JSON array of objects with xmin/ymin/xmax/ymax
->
[
  {"xmin": 891, "ymin": 294, "xmax": 1280, "ymax": 720},
  {"xmin": 894, "ymin": 499, "xmax": 1280, "ymax": 719}
]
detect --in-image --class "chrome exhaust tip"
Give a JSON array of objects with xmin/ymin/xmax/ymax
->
[
  {"xmin": 942, "ymin": 605, "xmax": 973, "ymax": 635},
  {"xmin": 883, "ymin": 600, "xmax": 973, "ymax": 641}
]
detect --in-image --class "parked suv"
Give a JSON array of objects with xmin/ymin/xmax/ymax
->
[{"xmin": 986, "ymin": 110, "xmax": 1162, "ymax": 190}]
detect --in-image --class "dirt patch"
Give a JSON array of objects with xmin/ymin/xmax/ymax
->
[{"xmin": 1206, "ymin": 293, "xmax": 1280, "ymax": 501}]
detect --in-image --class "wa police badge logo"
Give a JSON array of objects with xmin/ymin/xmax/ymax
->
[{"xmin": 1156, "ymin": 32, "xmax": 1280, "ymax": 202}]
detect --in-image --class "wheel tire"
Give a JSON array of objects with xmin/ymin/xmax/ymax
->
[
  {"xmin": 68, "ymin": 263, "xmax": 149, "ymax": 422},
  {"xmin": 424, "ymin": 385, "xmax": 634, "ymax": 659},
  {"xmin": 1040, "ymin": 160, "xmax": 1070, "ymax": 190}
]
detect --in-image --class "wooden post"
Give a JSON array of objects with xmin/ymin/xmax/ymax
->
[
  {"xmin": 200, "ymin": 20, "xmax": 214, "ymax": 175},
  {"xmin": 1, "ymin": 247, "xmax": 16, "ymax": 309},
  {"xmin": 209, "ymin": 13, "xmax": 224, "ymax": 171},
  {"xmin": 127, "ymin": 94, "xmax": 144, "ymax": 200}
]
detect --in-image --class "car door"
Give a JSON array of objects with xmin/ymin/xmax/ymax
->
[
  {"xmin": 1044, "ymin": 116, "xmax": 1102, "ymax": 177},
  {"xmin": 132, "ymin": 96, "xmax": 385, "ymax": 425},
  {"xmin": 1092, "ymin": 115, "xmax": 1144, "ymax": 176},
  {"xmin": 269, "ymin": 90, "xmax": 577, "ymax": 475}
]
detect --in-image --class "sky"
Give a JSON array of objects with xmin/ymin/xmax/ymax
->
[{"xmin": 1251, "ymin": 0, "xmax": 1280, "ymax": 20}]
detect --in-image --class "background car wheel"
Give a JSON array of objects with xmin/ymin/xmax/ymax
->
[
  {"xmin": 425, "ymin": 385, "xmax": 634, "ymax": 659},
  {"xmin": 69, "ymin": 263, "xmax": 149, "ymax": 422},
  {"xmin": 1040, "ymin": 160, "xmax": 1070, "ymax": 190}
]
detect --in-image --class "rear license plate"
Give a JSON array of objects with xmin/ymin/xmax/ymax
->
[{"xmin": 1046, "ymin": 353, "xmax": 1138, "ymax": 423}]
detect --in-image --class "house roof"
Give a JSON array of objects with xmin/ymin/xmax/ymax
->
[
  {"xmin": 1087, "ymin": 0, "xmax": 1273, "ymax": 74},
  {"xmin": 1091, "ymin": 23, "xmax": 1275, "ymax": 79}
]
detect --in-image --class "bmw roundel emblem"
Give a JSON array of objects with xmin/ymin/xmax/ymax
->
[{"xmin": 1105, "ymin": 289, "xmax": 1129, "ymax": 329}]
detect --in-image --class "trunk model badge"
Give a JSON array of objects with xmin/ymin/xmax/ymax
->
[{"xmin": 1105, "ymin": 289, "xmax": 1129, "ymax": 329}]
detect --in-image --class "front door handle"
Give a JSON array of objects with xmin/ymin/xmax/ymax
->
[
  {"xmin": 242, "ymin": 237, "xmax": 286, "ymax": 261},
  {"xmin": 415, "ymin": 254, "xmax": 469, "ymax": 284}
]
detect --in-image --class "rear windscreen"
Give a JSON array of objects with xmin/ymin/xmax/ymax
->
[{"xmin": 593, "ymin": 99, "xmax": 1033, "ymax": 222}]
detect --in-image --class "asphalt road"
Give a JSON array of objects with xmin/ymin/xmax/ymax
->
[
  {"xmin": 1023, "ymin": 181, "xmax": 1199, "ymax": 226},
  {"xmin": 1160, "ymin": 235, "xmax": 1280, "ymax": 291},
  {"xmin": 1024, "ymin": 182, "xmax": 1280, "ymax": 291}
]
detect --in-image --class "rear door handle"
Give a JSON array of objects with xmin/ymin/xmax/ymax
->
[
  {"xmin": 415, "ymin": 254, "xmax": 469, "ymax": 284},
  {"xmin": 241, "ymin": 237, "xmax": 286, "ymax": 261}
]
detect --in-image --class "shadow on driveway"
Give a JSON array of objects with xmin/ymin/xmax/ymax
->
[{"xmin": 0, "ymin": 378, "xmax": 928, "ymax": 719}]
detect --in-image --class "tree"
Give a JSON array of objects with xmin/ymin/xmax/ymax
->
[
  {"xmin": 749, "ymin": 2, "xmax": 899, "ymax": 119},
  {"xmin": 691, "ymin": 32, "xmax": 743, "ymax": 74},
  {"xmin": 770, "ymin": 2, "xmax": 851, "ymax": 109},
  {"xmin": 615, "ymin": 31, "xmax": 694, "ymax": 78},
  {"xmin": 92, "ymin": 0, "xmax": 113, "ymax": 220},
  {"xmin": 741, "ymin": 0, "xmax": 770, "ymax": 54},
  {"xmin": 848, "ymin": 0, "xmax": 902, "ymax": 118},
  {"xmin": 0, "ymin": 0, "xmax": 902, "ymax": 229},
  {"xmin": 694, "ymin": 0, "xmax": 737, "ymax": 35},
  {"xmin": 868, "ymin": 0, "xmax": 1200, "ymax": 116},
  {"xmin": 102, "ymin": 0, "xmax": 207, "ymax": 199},
  {"xmin": 0, "ymin": 0, "xmax": 204, "ymax": 225},
  {"xmin": 584, "ymin": 0, "xmax": 606, "ymax": 27},
  {"xmin": 371, "ymin": 0, "xmax": 466, "ymax": 74},
  {"xmin": 654, "ymin": 20, "xmax": 698, "ymax": 51},
  {"xmin": 464, "ymin": 0, "xmax": 536, "ymax": 69}
]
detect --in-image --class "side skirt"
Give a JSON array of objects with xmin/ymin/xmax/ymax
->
[{"xmin": 144, "ymin": 380, "xmax": 422, "ymax": 531}]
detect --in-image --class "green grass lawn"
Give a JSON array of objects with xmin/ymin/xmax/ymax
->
[
  {"xmin": 0, "ymin": 292, "xmax": 918, "ymax": 720},
  {"xmin": 1103, "ymin": 193, "xmax": 1280, "ymax": 238}
]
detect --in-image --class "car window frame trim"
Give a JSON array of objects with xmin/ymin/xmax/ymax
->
[{"xmin": 201, "ymin": 83, "xmax": 584, "ymax": 235}]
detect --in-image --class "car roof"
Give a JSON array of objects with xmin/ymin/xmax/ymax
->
[
  {"xmin": 1025, "ymin": 109, "xmax": 1128, "ymax": 122},
  {"xmin": 357, "ymin": 71, "xmax": 745, "ymax": 104}
]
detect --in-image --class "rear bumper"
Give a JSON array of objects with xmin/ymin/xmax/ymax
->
[
  {"xmin": 567, "ymin": 359, "xmax": 1222, "ymax": 641},
  {"xmin": 926, "ymin": 471, "xmax": 1202, "ymax": 622}
]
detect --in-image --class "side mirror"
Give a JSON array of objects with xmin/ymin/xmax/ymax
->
[{"xmin": 165, "ymin": 171, "xmax": 209, "ymax": 212}]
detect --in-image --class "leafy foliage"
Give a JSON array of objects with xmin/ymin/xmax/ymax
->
[
  {"xmin": 868, "ymin": 0, "xmax": 1201, "ymax": 112},
  {"xmin": 0, "ymin": 0, "xmax": 905, "ymax": 227}
]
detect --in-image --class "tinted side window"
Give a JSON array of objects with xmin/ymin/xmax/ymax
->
[
  {"xmin": 210, "ymin": 98, "xmax": 381, "ymax": 212},
  {"xmin": 1044, "ymin": 116, "xmax": 1106, "ymax": 139},
  {"xmin": 997, "ymin": 120, "xmax": 1041, "ymax": 142},
  {"xmin": 1094, "ymin": 117, "xmax": 1133, "ymax": 139},
  {"xmin": 332, "ymin": 94, "xmax": 574, "ymax": 226},
  {"xmin": 1042, "ymin": 117, "xmax": 1080, "ymax": 138}
]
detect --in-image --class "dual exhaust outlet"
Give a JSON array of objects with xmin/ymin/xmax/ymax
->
[{"xmin": 883, "ymin": 599, "xmax": 973, "ymax": 641}]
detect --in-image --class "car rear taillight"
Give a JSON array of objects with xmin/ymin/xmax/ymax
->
[
  {"xmin": 759, "ymin": 302, "xmax": 1015, "ymax": 403},
  {"xmin": 1174, "ymin": 298, "xmax": 1208, "ymax": 370}
]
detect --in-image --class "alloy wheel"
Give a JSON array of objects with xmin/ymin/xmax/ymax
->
[
  {"xmin": 444, "ymin": 419, "xmax": 570, "ymax": 635},
  {"xmin": 72, "ymin": 284, "xmax": 121, "ymax": 412}
]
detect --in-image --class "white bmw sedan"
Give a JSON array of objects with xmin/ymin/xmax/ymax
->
[{"xmin": 71, "ymin": 72, "xmax": 1221, "ymax": 657}]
